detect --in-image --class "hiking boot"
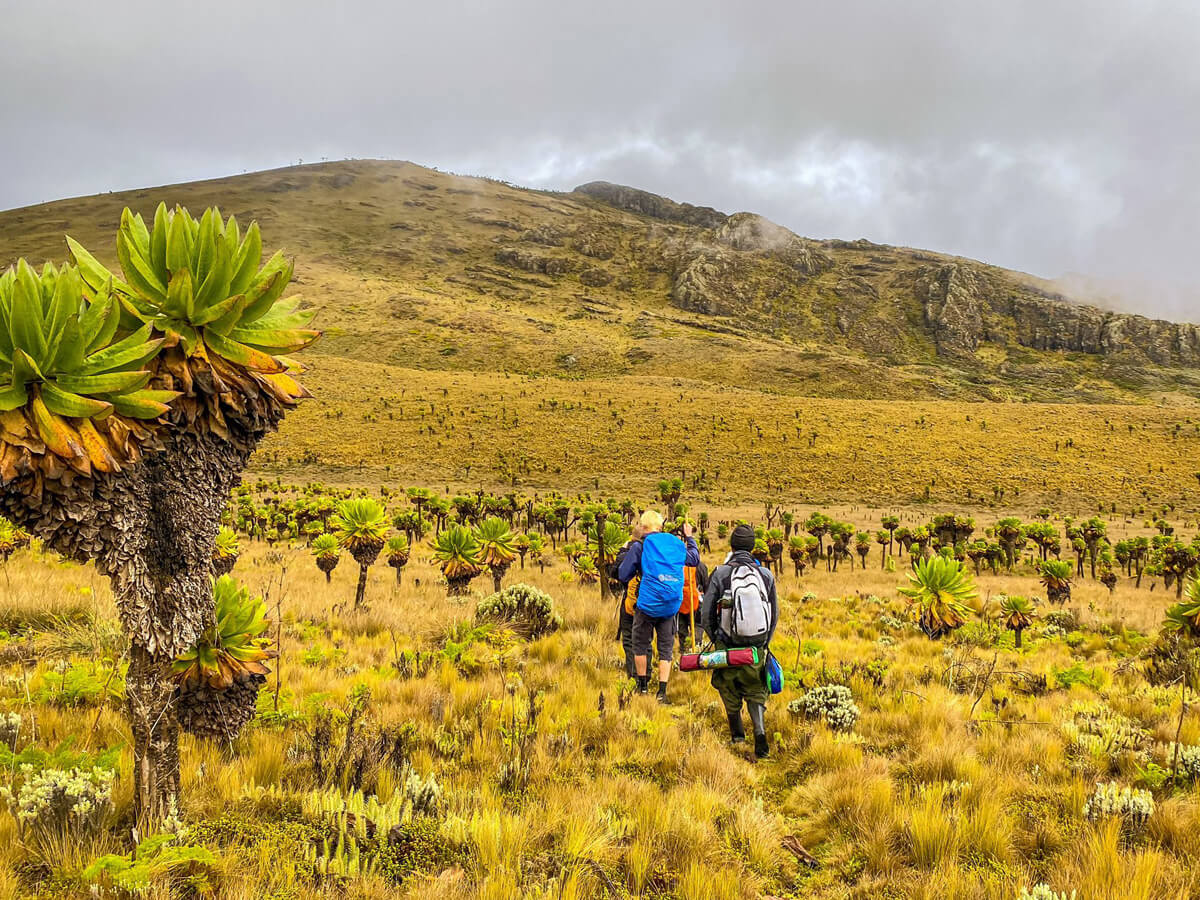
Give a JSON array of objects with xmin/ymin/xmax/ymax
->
[
  {"xmin": 748, "ymin": 702, "xmax": 769, "ymax": 759},
  {"xmin": 727, "ymin": 712, "xmax": 746, "ymax": 743},
  {"xmin": 656, "ymin": 681, "xmax": 669, "ymax": 703},
  {"xmin": 754, "ymin": 733, "xmax": 770, "ymax": 759},
  {"xmin": 636, "ymin": 676, "xmax": 649, "ymax": 694}
]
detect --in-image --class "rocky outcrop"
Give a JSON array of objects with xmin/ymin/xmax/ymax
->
[
  {"xmin": 916, "ymin": 264, "xmax": 987, "ymax": 357},
  {"xmin": 670, "ymin": 214, "xmax": 834, "ymax": 318},
  {"xmin": 573, "ymin": 228, "xmax": 616, "ymax": 259},
  {"xmin": 579, "ymin": 266, "xmax": 614, "ymax": 287},
  {"xmin": 494, "ymin": 247, "xmax": 573, "ymax": 276},
  {"xmin": 574, "ymin": 182, "xmax": 727, "ymax": 228},
  {"xmin": 915, "ymin": 263, "xmax": 1200, "ymax": 365},
  {"xmin": 672, "ymin": 249, "xmax": 747, "ymax": 315},
  {"xmin": 715, "ymin": 213, "xmax": 834, "ymax": 276}
]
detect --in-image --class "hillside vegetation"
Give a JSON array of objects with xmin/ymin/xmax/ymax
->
[
  {"xmin": 4, "ymin": 492, "xmax": 1200, "ymax": 899},
  {"xmin": 3, "ymin": 160, "xmax": 1200, "ymax": 506}
]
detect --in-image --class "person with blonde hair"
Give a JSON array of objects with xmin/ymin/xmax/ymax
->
[{"xmin": 617, "ymin": 508, "xmax": 699, "ymax": 700}]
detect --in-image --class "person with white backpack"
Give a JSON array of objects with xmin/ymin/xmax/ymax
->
[{"xmin": 701, "ymin": 524, "xmax": 780, "ymax": 758}]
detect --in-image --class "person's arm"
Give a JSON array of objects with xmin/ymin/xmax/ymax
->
[
  {"xmin": 684, "ymin": 535, "xmax": 700, "ymax": 567},
  {"xmin": 617, "ymin": 540, "xmax": 641, "ymax": 583},
  {"xmin": 766, "ymin": 572, "xmax": 780, "ymax": 645},
  {"xmin": 701, "ymin": 567, "xmax": 723, "ymax": 642}
]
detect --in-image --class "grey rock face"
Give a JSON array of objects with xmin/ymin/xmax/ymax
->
[
  {"xmin": 915, "ymin": 262, "xmax": 1200, "ymax": 364},
  {"xmin": 715, "ymin": 213, "xmax": 834, "ymax": 276},
  {"xmin": 574, "ymin": 181, "xmax": 727, "ymax": 228},
  {"xmin": 494, "ymin": 247, "xmax": 573, "ymax": 276},
  {"xmin": 669, "ymin": 214, "xmax": 832, "ymax": 317}
]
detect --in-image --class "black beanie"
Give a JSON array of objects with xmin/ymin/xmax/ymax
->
[{"xmin": 730, "ymin": 524, "xmax": 755, "ymax": 551}]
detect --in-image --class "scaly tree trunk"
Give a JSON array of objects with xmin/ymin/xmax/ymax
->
[
  {"xmin": 3, "ymin": 429, "xmax": 250, "ymax": 825},
  {"xmin": 126, "ymin": 646, "xmax": 180, "ymax": 824},
  {"xmin": 355, "ymin": 563, "xmax": 369, "ymax": 608}
]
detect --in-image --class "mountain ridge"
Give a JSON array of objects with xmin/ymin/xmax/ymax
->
[
  {"xmin": 575, "ymin": 178, "xmax": 1200, "ymax": 367},
  {"xmin": 1, "ymin": 159, "xmax": 1198, "ymax": 402}
]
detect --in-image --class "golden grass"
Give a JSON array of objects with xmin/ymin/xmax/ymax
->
[
  {"xmin": 1, "ymin": 528, "xmax": 1199, "ymax": 898},
  {"xmin": 243, "ymin": 352, "xmax": 1200, "ymax": 513}
]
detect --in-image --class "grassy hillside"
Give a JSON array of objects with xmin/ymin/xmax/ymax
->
[
  {"xmin": 257, "ymin": 355, "xmax": 1200, "ymax": 515},
  {"xmin": 3, "ymin": 159, "xmax": 1200, "ymax": 507}
]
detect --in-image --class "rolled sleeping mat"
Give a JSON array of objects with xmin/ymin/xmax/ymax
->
[{"xmin": 678, "ymin": 646, "xmax": 762, "ymax": 671}]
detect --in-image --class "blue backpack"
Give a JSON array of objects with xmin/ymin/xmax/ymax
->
[{"xmin": 636, "ymin": 532, "xmax": 687, "ymax": 617}]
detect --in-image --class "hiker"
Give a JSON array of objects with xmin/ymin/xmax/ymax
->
[
  {"xmin": 676, "ymin": 556, "xmax": 709, "ymax": 654},
  {"xmin": 610, "ymin": 523, "xmax": 647, "ymax": 677},
  {"xmin": 701, "ymin": 524, "xmax": 779, "ymax": 758},
  {"xmin": 618, "ymin": 510, "xmax": 700, "ymax": 701}
]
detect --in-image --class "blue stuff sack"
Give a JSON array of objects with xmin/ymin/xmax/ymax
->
[
  {"xmin": 636, "ymin": 531, "xmax": 687, "ymax": 617},
  {"xmin": 766, "ymin": 653, "xmax": 784, "ymax": 695}
]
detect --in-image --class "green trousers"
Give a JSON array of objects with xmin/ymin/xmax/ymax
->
[{"xmin": 710, "ymin": 646, "xmax": 769, "ymax": 715}]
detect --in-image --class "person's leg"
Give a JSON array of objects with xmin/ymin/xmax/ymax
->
[
  {"xmin": 748, "ymin": 701, "xmax": 769, "ymax": 758},
  {"xmin": 628, "ymin": 609, "xmax": 657, "ymax": 696},
  {"xmin": 740, "ymin": 665, "xmax": 771, "ymax": 758},
  {"xmin": 620, "ymin": 608, "xmax": 636, "ymax": 677},
  {"xmin": 655, "ymin": 617, "xmax": 675, "ymax": 701},
  {"xmin": 712, "ymin": 669, "xmax": 745, "ymax": 742},
  {"xmin": 631, "ymin": 611, "xmax": 652, "ymax": 691}
]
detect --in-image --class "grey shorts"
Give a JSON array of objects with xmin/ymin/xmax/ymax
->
[{"xmin": 632, "ymin": 610, "xmax": 677, "ymax": 661}]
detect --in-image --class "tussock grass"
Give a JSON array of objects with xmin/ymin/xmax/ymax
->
[{"xmin": 2, "ymin": 528, "xmax": 1200, "ymax": 897}]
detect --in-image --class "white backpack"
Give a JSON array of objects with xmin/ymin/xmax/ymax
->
[{"xmin": 719, "ymin": 564, "xmax": 771, "ymax": 646}]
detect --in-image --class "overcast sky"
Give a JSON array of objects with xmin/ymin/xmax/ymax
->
[{"xmin": 2, "ymin": 0, "xmax": 1198, "ymax": 319}]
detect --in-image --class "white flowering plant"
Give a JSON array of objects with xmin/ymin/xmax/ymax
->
[
  {"xmin": 1, "ymin": 766, "xmax": 114, "ymax": 845},
  {"xmin": 1082, "ymin": 781, "xmax": 1154, "ymax": 832},
  {"xmin": 0, "ymin": 711, "xmax": 20, "ymax": 748},
  {"xmin": 1018, "ymin": 885, "xmax": 1077, "ymax": 900},
  {"xmin": 0, "ymin": 738, "xmax": 120, "ymax": 848},
  {"xmin": 789, "ymin": 684, "xmax": 861, "ymax": 732}
]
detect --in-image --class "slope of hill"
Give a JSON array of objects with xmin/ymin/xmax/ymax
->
[
  {"xmin": 4, "ymin": 159, "xmax": 1199, "ymax": 403},
  {"xmin": 3, "ymin": 159, "xmax": 1200, "ymax": 505}
]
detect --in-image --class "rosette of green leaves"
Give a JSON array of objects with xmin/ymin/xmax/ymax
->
[{"xmin": 68, "ymin": 204, "xmax": 318, "ymax": 373}]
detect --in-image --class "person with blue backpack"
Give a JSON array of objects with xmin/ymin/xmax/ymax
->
[
  {"xmin": 701, "ymin": 524, "xmax": 780, "ymax": 758},
  {"xmin": 617, "ymin": 509, "xmax": 700, "ymax": 701}
]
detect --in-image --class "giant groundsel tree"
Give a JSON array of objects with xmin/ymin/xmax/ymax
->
[{"xmin": 0, "ymin": 204, "xmax": 318, "ymax": 823}]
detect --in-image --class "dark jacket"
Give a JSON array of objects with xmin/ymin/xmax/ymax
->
[
  {"xmin": 617, "ymin": 533, "xmax": 700, "ymax": 584},
  {"xmin": 701, "ymin": 550, "xmax": 779, "ymax": 646}
]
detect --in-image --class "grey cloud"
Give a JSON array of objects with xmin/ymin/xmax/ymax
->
[{"xmin": 1, "ymin": 0, "xmax": 1198, "ymax": 319}]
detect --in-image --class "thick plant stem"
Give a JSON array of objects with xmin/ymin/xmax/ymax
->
[
  {"xmin": 1172, "ymin": 683, "xmax": 1189, "ymax": 784},
  {"xmin": 3, "ymin": 429, "xmax": 256, "ymax": 827},
  {"xmin": 126, "ymin": 644, "xmax": 180, "ymax": 827},
  {"xmin": 355, "ymin": 563, "xmax": 369, "ymax": 609}
]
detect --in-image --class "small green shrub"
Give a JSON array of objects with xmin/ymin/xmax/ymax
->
[
  {"xmin": 1165, "ymin": 743, "xmax": 1200, "ymax": 780},
  {"xmin": 1053, "ymin": 663, "xmax": 1102, "ymax": 690},
  {"xmin": 34, "ymin": 661, "xmax": 124, "ymax": 708},
  {"xmin": 84, "ymin": 833, "xmax": 218, "ymax": 896}
]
